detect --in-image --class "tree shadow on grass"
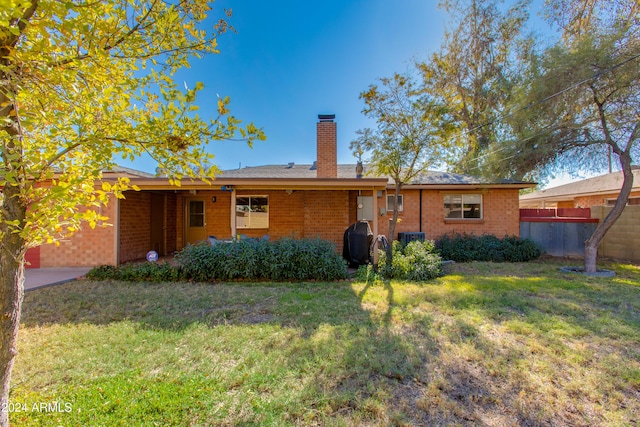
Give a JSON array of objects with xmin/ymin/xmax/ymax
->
[
  {"xmin": 17, "ymin": 278, "xmax": 434, "ymax": 425},
  {"xmin": 417, "ymin": 269, "xmax": 640, "ymax": 426},
  {"xmin": 17, "ymin": 266, "xmax": 640, "ymax": 426}
]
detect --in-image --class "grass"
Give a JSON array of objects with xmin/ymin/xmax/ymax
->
[{"xmin": 11, "ymin": 258, "xmax": 640, "ymax": 426}]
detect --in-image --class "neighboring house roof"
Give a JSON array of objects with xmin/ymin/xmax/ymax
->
[
  {"xmin": 520, "ymin": 167, "xmax": 640, "ymax": 207},
  {"xmin": 407, "ymin": 171, "xmax": 532, "ymax": 187}
]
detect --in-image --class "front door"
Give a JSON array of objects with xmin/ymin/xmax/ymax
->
[{"xmin": 185, "ymin": 199, "xmax": 207, "ymax": 244}]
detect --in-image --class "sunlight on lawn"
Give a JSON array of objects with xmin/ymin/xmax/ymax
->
[{"xmin": 12, "ymin": 260, "xmax": 640, "ymax": 426}]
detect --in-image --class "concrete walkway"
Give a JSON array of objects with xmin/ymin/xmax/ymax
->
[{"xmin": 24, "ymin": 267, "xmax": 92, "ymax": 291}]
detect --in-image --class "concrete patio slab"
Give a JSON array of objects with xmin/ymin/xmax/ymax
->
[{"xmin": 24, "ymin": 267, "xmax": 92, "ymax": 291}]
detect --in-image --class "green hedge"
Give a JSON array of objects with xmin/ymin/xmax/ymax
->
[
  {"xmin": 435, "ymin": 233, "xmax": 542, "ymax": 263},
  {"xmin": 86, "ymin": 261, "xmax": 182, "ymax": 282},
  {"xmin": 86, "ymin": 238, "xmax": 349, "ymax": 283},
  {"xmin": 176, "ymin": 238, "xmax": 348, "ymax": 282}
]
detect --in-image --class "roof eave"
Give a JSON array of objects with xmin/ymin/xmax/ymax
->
[{"xmin": 402, "ymin": 183, "xmax": 537, "ymax": 190}]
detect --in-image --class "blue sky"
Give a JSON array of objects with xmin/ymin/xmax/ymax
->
[{"xmin": 119, "ymin": 0, "xmax": 582, "ymax": 188}]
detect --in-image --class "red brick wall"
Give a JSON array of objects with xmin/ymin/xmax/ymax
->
[
  {"xmin": 166, "ymin": 192, "xmax": 178, "ymax": 254},
  {"xmin": 175, "ymin": 193, "xmax": 184, "ymax": 249},
  {"xmin": 235, "ymin": 190, "xmax": 306, "ymax": 240},
  {"xmin": 303, "ymin": 190, "xmax": 350, "ymax": 246},
  {"xmin": 204, "ymin": 191, "xmax": 233, "ymax": 240},
  {"xmin": 224, "ymin": 190, "xmax": 350, "ymax": 247},
  {"xmin": 377, "ymin": 188, "xmax": 521, "ymax": 240},
  {"xmin": 574, "ymin": 190, "xmax": 640, "ymax": 208},
  {"xmin": 265, "ymin": 191, "xmax": 305, "ymax": 240},
  {"xmin": 39, "ymin": 186, "xmax": 523, "ymax": 267},
  {"xmin": 233, "ymin": 190, "xmax": 350, "ymax": 248},
  {"xmin": 119, "ymin": 191, "xmax": 151, "ymax": 263},
  {"xmin": 40, "ymin": 200, "xmax": 118, "ymax": 267}
]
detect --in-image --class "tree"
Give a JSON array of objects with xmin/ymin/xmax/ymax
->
[
  {"xmin": 351, "ymin": 72, "xmax": 452, "ymax": 258},
  {"xmin": 0, "ymin": 1, "xmax": 264, "ymax": 424},
  {"xmin": 417, "ymin": 0, "xmax": 534, "ymax": 176},
  {"xmin": 490, "ymin": 0, "xmax": 639, "ymax": 272}
]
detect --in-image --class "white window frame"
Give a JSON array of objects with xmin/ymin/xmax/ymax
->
[
  {"xmin": 236, "ymin": 195, "xmax": 269, "ymax": 229},
  {"xmin": 386, "ymin": 194, "xmax": 404, "ymax": 213},
  {"xmin": 606, "ymin": 197, "xmax": 640, "ymax": 206},
  {"xmin": 444, "ymin": 194, "xmax": 483, "ymax": 219}
]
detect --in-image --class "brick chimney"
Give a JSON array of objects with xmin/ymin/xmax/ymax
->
[{"xmin": 316, "ymin": 114, "xmax": 337, "ymax": 178}]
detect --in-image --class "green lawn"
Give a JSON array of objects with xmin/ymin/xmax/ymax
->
[{"xmin": 11, "ymin": 259, "xmax": 640, "ymax": 426}]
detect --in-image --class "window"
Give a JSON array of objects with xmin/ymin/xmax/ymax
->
[
  {"xmin": 189, "ymin": 200, "xmax": 205, "ymax": 227},
  {"xmin": 387, "ymin": 194, "xmax": 404, "ymax": 212},
  {"xmin": 236, "ymin": 196, "xmax": 269, "ymax": 229},
  {"xmin": 606, "ymin": 197, "xmax": 640, "ymax": 206},
  {"xmin": 444, "ymin": 194, "xmax": 482, "ymax": 219}
]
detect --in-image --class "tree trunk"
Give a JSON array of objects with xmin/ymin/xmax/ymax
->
[
  {"xmin": 583, "ymin": 156, "xmax": 634, "ymax": 273},
  {"xmin": 0, "ymin": 185, "xmax": 27, "ymax": 427}
]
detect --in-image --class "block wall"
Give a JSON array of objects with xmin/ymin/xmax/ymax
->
[
  {"xmin": 40, "ymin": 199, "xmax": 118, "ymax": 267},
  {"xmin": 591, "ymin": 205, "xmax": 640, "ymax": 262}
]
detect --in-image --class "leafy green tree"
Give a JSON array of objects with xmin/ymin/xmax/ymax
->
[
  {"xmin": 417, "ymin": 0, "xmax": 534, "ymax": 176},
  {"xmin": 351, "ymin": 72, "xmax": 452, "ymax": 258},
  {"xmin": 0, "ymin": 1, "xmax": 264, "ymax": 423},
  {"xmin": 492, "ymin": 0, "xmax": 639, "ymax": 272}
]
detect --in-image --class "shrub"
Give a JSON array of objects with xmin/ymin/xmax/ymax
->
[
  {"xmin": 175, "ymin": 238, "xmax": 348, "ymax": 282},
  {"xmin": 86, "ymin": 264, "xmax": 119, "ymax": 281},
  {"xmin": 435, "ymin": 233, "xmax": 542, "ymax": 263},
  {"xmin": 377, "ymin": 240, "xmax": 443, "ymax": 281},
  {"xmin": 86, "ymin": 261, "xmax": 181, "ymax": 282}
]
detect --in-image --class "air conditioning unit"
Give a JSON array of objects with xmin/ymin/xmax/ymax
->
[{"xmin": 398, "ymin": 232, "xmax": 425, "ymax": 245}]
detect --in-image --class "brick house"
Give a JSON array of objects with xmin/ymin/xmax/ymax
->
[
  {"xmin": 519, "ymin": 167, "xmax": 640, "ymax": 209},
  {"xmin": 29, "ymin": 115, "xmax": 534, "ymax": 268}
]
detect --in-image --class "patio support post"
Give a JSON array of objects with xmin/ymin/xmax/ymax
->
[
  {"xmin": 230, "ymin": 189, "xmax": 236, "ymax": 239},
  {"xmin": 372, "ymin": 189, "xmax": 379, "ymax": 265}
]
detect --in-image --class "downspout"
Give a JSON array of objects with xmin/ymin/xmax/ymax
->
[
  {"xmin": 230, "ymin": 189, "xmax": 237, "ymax": 239},
  {"xmin": 372, "ymin": 188, "xmax": 379, "ymax": 265},
  {"xmin": 115, "ymin": 197, "xmax": 121, "ymax": 266}
]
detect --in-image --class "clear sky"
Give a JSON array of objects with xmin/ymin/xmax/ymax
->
[{"xmin": 118, "ymin": 0, "xmax": 583, "ymax": 188}]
